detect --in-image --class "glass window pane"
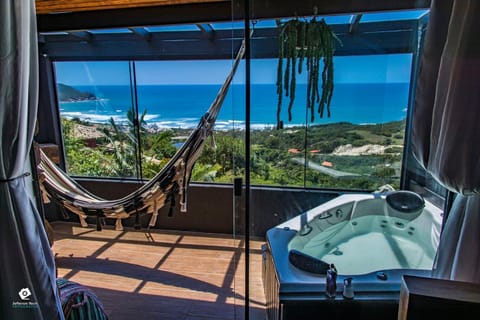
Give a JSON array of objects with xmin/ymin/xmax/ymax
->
[
  {"xmin": 305, "ymin": 54, "xmax": 412, "ymax": 190},
  {"xmin": 54, "ymin": 61, "xmax": 140, "ymax": 178},
  {"xmin": 133, "ymin": 59, "xmax": 245, "ymax": 182},
  {"xmin": 54, "ymin": 57, "xmax": 245, "ymax": 182},
  {"xmin": 145, "ymin": 24, "xmax": 199, "ymax": 32},
  {"xmin": 361, "ymin": 9, "xmax": 429, "ymax": 22},
  {"xmin": 88, "ymin": 28, "xmax": 132, "ymax": 34},
  {"xmin": 249, "ymin": 53, "xmax": 412, "ymax": 190}
]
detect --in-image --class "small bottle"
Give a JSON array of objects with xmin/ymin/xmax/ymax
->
[
  {"xmin": 325, "ymin": 264, "xmax": 337, "ymax": 298},
  {"xmin": 343, "ymin": 277, "xmax": 354, "ymax": 299}
]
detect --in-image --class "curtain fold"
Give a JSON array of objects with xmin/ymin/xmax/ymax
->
[
  {"xmin": 412, "ymin": 0, "xmax": 480, "ymax": 283},
  {"xmin": 433, "ymin": 195, "xmax": 480, "ymax": 282},
  {"xmin": 0, "ymin": 1, "xmax": 64, "ymax": 319}
]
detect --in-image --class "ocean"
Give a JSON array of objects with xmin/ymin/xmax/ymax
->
[{"xmin": 59, "ymin": 83, "xmax": 410, "ymax": 130}]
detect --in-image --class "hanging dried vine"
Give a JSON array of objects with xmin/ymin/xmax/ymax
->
[{"xmin": 276, "ymin": 17, "xmax": 339, "ymax": 129}]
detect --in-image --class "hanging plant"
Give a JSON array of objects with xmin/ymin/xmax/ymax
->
[{"xmin": 276, "ymin": 17, "xmax": 340, "ymax": 129}]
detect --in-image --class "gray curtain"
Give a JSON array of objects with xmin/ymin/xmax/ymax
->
[
  {"xmin": 412, "ymin": 0, "xmax": 480, "ymax": 282},
  {"xmin": 0, "ymin": 1, "xmax": 64, "ymax": 319}
]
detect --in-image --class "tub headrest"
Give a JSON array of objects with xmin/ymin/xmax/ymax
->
[
  {"xmin": 386, "ymin": 191, "xmax": 425, "ymax": 214},
  {"xmin": 288, "ymin": 249, "xmax": 330, "ymax": 275}
]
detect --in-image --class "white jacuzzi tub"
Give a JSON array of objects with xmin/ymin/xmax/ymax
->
[
  {"xmin": 284, "ymin": 192, "xmax": 442, "ymax": 275},
  {"xmin": 263, "ymin": 191, "xmax": 444, "ymax": 320}
]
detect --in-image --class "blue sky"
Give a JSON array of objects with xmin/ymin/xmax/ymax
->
[{"xmin": 54, "ymin": 53, "xmax": 412, "ymax": 86}]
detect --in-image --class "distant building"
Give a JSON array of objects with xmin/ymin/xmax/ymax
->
[{"xmin": 322, "ymin": 161, "xmax": 333, "ymax": 167}]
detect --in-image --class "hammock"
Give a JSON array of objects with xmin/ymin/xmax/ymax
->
[{"xmin": 37, "ymin": 40, "xmax": 245, "ymax": 231}]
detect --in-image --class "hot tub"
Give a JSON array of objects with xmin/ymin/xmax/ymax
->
[{"xmin": 262, "ymin": 191, "xmax": 443, "ymax": 320}]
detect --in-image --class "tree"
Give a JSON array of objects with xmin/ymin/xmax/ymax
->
[{"xmin": 101, "ymin": 108, "xmax": 148, "ymax": 178}]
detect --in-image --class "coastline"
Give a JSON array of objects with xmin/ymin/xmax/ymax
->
[{"xmin": 67, "ymin": 118, "xmax": 404, "ymax": 158}]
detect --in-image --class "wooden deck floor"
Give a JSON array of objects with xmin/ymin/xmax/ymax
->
[{"xmin": 51, "ymin": 222, "xmax": 266, "ymax": 320}]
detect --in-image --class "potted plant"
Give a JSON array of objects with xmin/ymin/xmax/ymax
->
[{"xmin": 276, "ymin": 17, "xmax": 340, "ymax": 128}]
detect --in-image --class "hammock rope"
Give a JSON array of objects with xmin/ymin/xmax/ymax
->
[{"xmin": 37, "ymin": 40, "xmax": 246, "ymax": 231}]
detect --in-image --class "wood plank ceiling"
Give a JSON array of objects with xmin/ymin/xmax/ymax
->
[{"xmin": 35, "ymin": 0, "xmax": 227, "ymax": 14}]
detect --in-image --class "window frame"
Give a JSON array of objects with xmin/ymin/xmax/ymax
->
[{"xmin": 37, "ymin": 3, "xmax": 444, "ymax": 208}]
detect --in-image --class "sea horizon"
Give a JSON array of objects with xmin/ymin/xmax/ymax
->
[{"xmin": 58, "ymin": 83, "xmax": 410, "ymax": 130}]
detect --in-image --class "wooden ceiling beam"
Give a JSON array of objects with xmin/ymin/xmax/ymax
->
[
  {"xmin": 68, "ymin": 30, "xmax": 93, "ymax": 42},
  {"xmin": 196, "ymin": 23, "xmax": 215, "ymax": 40},
  {"xmin": 39, "ymin": 20, "xmax": 420, "ymax": 60},
  {"xmin": 128, "ymin": 27, "xmax": 152, "ymax": 41},
  {"xmin": 349, "ymin": 14, "xmax": 363, "ymax": 34},
  {"xmin": 37, "ymin": 2, "xmax": 233, "ymax": 32},
  {"xmin": 35, "ymin": 0, "xmax": 227, "ymax": 15}
]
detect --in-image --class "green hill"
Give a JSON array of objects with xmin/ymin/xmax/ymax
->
[{"xmin": 57, "ymin": 83, "xmax": 97, "ymax": 102}]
